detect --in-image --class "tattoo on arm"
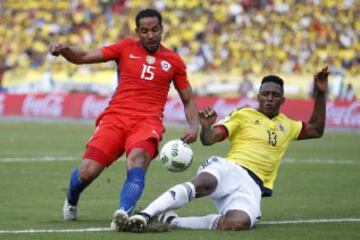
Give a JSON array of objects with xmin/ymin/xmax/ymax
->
[
  {"xmin": 200, "ymin": 126, "xmax": 225, "ymax": 145},
  {"xmin": 200, "ymin": 127, "xmax": 215, "ymax": 145}
]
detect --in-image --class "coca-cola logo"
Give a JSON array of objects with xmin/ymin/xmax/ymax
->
[
  {"xmin": 164, "ymin": 98, "xmax": 186, "ymax": 121},
  {"xmin": 0, "ymin": 94, "xmax": 5, "ymax": 115},
  {"xmin": 22, "ymin": 94, "xmax": 64, "ymax": 117},
  {"xmin": 212, "ymin": 98, "xmax": 258, "ymax": 117},
  {"xmin": 163, "ymin": 97, "xmax": 258, "ymax": 122},
  {"xmin": 327, "ymin": 101, "xmax": 360, "ymax": 127},
  {"xmin": 81, "ymin": 95, "xmax": 110, "ymax": 118}
]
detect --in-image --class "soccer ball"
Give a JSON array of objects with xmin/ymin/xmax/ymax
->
[{"xmin": 159, "ymin": 139, "xmax": 193, "ymax": 172}]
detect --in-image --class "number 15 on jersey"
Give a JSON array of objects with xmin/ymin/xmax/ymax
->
[{"xmin": 141, "ymin": 64, "xmax": 155, "ymax": 80}]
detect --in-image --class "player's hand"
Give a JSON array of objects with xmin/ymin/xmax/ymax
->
[
  {"xmin": 199, "ymin": 106, "xmax": 217, "ymax": 129},
  {"xmin": 181, "ymin": 127, "xmax": 198, "ymax": 144},
  {"xmin": 49, "ymin": 43, "xmax": 66, "ymax": 57},
  {"xmin": 314, "ymin": 66, "xmax": 329, "ymax": 94}
]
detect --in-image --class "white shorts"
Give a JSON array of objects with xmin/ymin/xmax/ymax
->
[{"xmin": 197, "ymin": 156, "xmax": 262, "ymax": 227}]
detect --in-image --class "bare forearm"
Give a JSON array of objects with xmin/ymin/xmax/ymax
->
[
  {"xmin": 184, "ymin": 101, "xmax": 199, "ymax": 131},
  {"xmin": 308, "ymin": 91, "xmax": 326, "ymax": 136},
  {"xmin": 58, "ymin": 46, "xmax": 88, "ymax": 64},
  {"xmin": 300, "ymin": 67, "xmax": 329, "ymax": 140},
  {"xmin": 50, "ymin": 43, "xmax": 104, "ymax": 64},
  {"xmin": 200, "ymin": 127, "xmax": 218, "ymax": 145}
]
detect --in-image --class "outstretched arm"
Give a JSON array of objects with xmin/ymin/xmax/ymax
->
[
  {"xmin": 178, "ymin": 86, "xmax": 199, "ymax": 144},
  {"xmin": 299, "ymin": 66, "xmax": 329, "ymax": 139},
  {"xmin": 199, "ymin": 107, "xmax": 227, "ymax": 145},
  {"xmin": 49, "ymin": 43, "xmax": 104, "ymax": 64}
]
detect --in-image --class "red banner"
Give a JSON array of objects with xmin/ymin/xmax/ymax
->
[{"xmin": 0, "ymin": 93, "xmax": 359, "ymax": 128}]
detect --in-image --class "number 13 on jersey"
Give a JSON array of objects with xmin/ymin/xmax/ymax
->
[{"xmin": 141, "ymin": 64, "xmax": 155, "ymax": 80}]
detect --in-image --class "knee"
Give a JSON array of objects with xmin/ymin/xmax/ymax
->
[
  {"xmin": 192, "ymin": 172, "xmax": 218, "ymax": 197},
  {"xmin": 78, "ymin": 161, "xmax": 104, "ymax": 183},
  {"xmin": 227, "ymin": 219, "xmax": 250, "ymax": 231},
  {"xmin": 78, "ymin": 168, "xmax": 97, "ymax": 183},
  {"xmin": 196, "ymin": 183, "xmax": 216, "ymax": 197},
  {"xmin": 127, "ymin": 149, "xmax": 150, "ymax": 168},
  {"xmin": 219, "ymin": 215, "xmax": 251, "ymax": 231}
]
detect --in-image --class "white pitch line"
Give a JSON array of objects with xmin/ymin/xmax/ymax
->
[
  {"xmin": 261, "ymin": 218, "xmax": 360, "ymax": 225},
  {"xmin": 1, "ymin": 157, "xmax": 358, "ymax": 164},
  {"xmin": 282, "ymin": 158, "xmax": 360, "ymax": 165},
  {"xmin": 0, "ymin": 227, "xmax": 112, "ymax": 234},
  {"xmin": 0, "ymin": 218, "xmax": 359, "ymax": 234},
  {"xmin": 0, "ymin": 156, "xmax": 78, "ymax": 162}
]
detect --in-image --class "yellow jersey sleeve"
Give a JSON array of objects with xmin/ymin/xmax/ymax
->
[{"xmin": 214, "ymin": 108, "xmax": 244, "ymax": 137}]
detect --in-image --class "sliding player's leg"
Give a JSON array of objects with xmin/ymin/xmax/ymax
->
[{"xmin": 128, "ymin": 171, "xmax": 218, "ymax": 232}]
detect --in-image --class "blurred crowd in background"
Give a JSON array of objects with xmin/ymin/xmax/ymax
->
[{"xmin": 0, "ymin": 0, "xmax": 359, "ymax": 100}]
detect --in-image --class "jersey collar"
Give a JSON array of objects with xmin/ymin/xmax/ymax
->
[{"xmin": 255, "ymin": 108, "xmax": 280, "ymax": 120}]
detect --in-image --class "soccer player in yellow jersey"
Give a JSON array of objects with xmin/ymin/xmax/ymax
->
[{"xmin": 128, "ymin": 67, "xmax": 329, "ymax": 232}]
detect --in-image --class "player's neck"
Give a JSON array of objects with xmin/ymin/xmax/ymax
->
[{"xmin": 256, "ymin": 108, "xmax": 279, "ymax": 119}]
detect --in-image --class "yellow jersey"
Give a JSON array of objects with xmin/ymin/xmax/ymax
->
[{"xmin": 216, "ymin": 108, "xmax": 303, "ymax": 192}]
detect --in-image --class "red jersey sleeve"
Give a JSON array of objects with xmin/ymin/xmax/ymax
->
[
  {"xmin": 172, "ymin": 55, "xmax": 190, "ymax": 90},
  {"xmin": 100, "ymin": 39, "xmax": 132, "ymax": 61},
  {"xmin": 214, "ymin": 125, "xmax": 228, "ymax": 141}
]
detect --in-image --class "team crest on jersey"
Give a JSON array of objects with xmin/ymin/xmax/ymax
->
[
  {"xmin": 278, "ymin": 123, "xmax": 285, "ymax": 132},
  {"xmin": 146, "ymin": 55, "xmax": 156, "ymax": 65},
  {"xmin": 161, "ymin": 60, "xmax": 171, "ymax": 72}
]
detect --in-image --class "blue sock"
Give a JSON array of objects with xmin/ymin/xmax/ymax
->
[
  {"xmin": 119, "ymin": 167, "xmax": 145, "ymax": 214},
  {"xmin": 67, "ymin": 168, "xmax": 90, "ymax": 206}
]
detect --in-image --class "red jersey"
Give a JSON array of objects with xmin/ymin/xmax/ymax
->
[{"xmin": 98, "ymin": 38, "xmax": 190, "ymax": 122}]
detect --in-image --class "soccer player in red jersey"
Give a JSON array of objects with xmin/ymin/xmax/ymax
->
[{"xmin": 49, "ymin": 9, "xmax": 199, "ymax": 231}]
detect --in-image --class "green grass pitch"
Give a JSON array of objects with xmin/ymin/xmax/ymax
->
[{"xmin": 0, "ymin": 119, "xmax": 359, "ymax": 240}]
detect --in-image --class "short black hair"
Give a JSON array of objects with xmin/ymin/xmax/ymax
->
[
  {"xmin": 261, "ymin": 75, "xmax": 284, "ymax": 90},
  {"xmin": 135, "ymin": 9, "xmax": 162, "ymax": 28}
]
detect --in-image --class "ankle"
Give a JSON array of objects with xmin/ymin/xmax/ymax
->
[{"xmin": 139, "ymin": 212, "xmax": 151, "ymax": 221}]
